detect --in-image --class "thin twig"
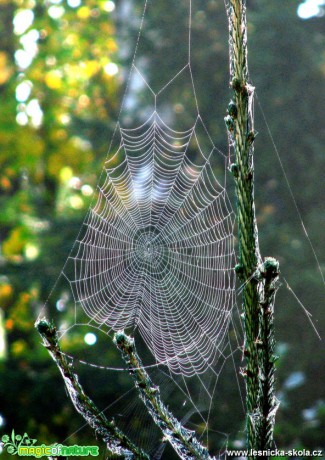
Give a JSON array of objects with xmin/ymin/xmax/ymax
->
[
  {"xmin": 35, "ymin": 318, "xmax": 149, "ymax": 459},
  {"xmin": 114, "ymin": 331, "xmax": 214, "ymax": 460}
]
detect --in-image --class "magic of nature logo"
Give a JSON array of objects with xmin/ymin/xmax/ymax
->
[{"xmin": 1, "ymin": 430, "xmax": 99, "ymax": 457}]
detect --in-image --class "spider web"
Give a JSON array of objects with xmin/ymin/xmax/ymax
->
[
  {"xmin": 40, "ymin": 0, "xmax": 248, "ymax": 456},
  {"xmin": 63, "ymin": 103, "xmax": 236, "ymax": 377},
  {"xmin": 37, "ymin": 1, "xmax": 325, "ymax": 457},
  {"xmin": 53, "ymin": 0, "xmax": 238, "ymax": 379}
]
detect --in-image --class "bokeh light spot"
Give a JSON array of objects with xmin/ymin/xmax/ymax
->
[
  {"xmin": 84, "ymin": 333, "xmax": 97, "ymax": 345},
  {"xmin": 104, "ymin": 62, "xmax": 118, "ymax": 76},
  {"xmin": 297, "ymin": 0, "xmax": 325, "ymax": 19},
  {"xmin": 103, "ymin": 1, "xmax": 115, "ymax": 12},
  {"xmin": 13, "ymin": 10, "xmax": 34, "ymax": 35},
  {"xmin": 16, "ymin": 81, "xmax": 32, "ymax": 102}
]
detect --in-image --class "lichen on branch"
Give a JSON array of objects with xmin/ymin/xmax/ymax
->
[
  {"xmin": 114, "ymin": 331, "xmax": 214, "ymax": 460},
  {"xmin": 35, "ymin": 318, "xmax": 149, "ymax": 459}
]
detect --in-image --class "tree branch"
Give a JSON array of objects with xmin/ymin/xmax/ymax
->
[
  {"xmin": 35, "ymin": 318, "xmax": 149, "ymax": 459},
  {"xmin": 225, "ymin": 0, "xmax": 279, "ymax": 455},
  {"xmin": 258, "ymin": 258, "xmax": 280, "ymax": 449},
  {"xmin": 114, "ymin": 331, "xmax": 213, "ymax": 460}
]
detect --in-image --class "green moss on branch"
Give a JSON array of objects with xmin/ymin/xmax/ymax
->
[{"xmin": 226, "ymin": 0, "xmax": 279, "ymax": 455}]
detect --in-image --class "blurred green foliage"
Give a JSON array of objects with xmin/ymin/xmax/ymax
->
[{"xmin": 0, "ymin": 0, "xmax": 324, "ymax": 458}]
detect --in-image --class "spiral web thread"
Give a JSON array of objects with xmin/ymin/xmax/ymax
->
[
  {"xmin": 64, "ymin": 95, "xmax": 236, "ymax": 377},
  {"xmin": 59, "ymin": 90, "xmax": 241, "ymax": 450},
  {"xmin": 52, "ymin": 0, "xmax": 238, "ymax": 382}
]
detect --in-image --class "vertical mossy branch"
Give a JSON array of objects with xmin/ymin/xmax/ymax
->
[
  {"xmin": 225, "ymin": 0, "xmax": 262, "ymax": 450},
  {"xmin": 225, "ymin": 0, "xmax": 279, "ymax": 454},
  {"xmin": 258, "ymin": 258, "xmax": 280, "ymax": 450},
  {"xmin": 35, "ymin": 319, "xmax": 149, "ymax": 460}
]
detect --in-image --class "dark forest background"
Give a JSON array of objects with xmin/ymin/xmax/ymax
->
[{"xmin": 0, "ymin": 0, "xmax": 324, "ymax": 458}]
